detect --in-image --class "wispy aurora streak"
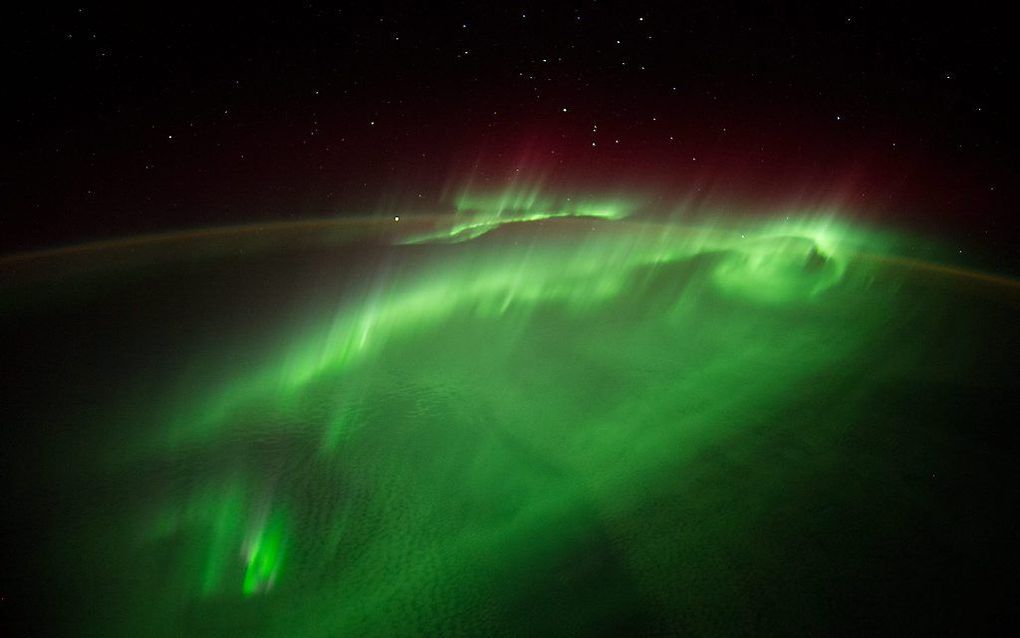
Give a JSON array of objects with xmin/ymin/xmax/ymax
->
[
  {"xmin": 404, "ymin": 188, "xmax": 636, "ymax": 242},
  {"xmin": 146, "ymin": 210, "xmax": 889, "ymax": 455},
  {"xmin": 34, "ymin": 193, "xmax": 1002, "ymax": 636}
]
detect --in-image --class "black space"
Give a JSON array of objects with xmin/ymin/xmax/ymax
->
[{"xmin": 3, "ymin": 3, "xmax": 1017, "ymax": 256}]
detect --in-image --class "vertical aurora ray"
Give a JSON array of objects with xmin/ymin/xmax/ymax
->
[{"xmin": 242, "ymin": 508, "xmax": 287, "ymax": 596}]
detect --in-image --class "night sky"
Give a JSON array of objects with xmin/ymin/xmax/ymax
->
[
  {"xmin": 4, "ymin": 5, "xmax": 1020, "ymax": 635},
  {"xmin": 4, "ymin": 3, "xmax": 1017, "ymax": 262}
]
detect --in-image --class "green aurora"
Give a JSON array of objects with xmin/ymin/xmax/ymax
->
[{"xmin": 5, "ymin": 199, "xmax": 1017, "ymax": 635}]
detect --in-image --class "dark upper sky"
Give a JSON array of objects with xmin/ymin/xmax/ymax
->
[{"xmin": 3, "ymin": 2, "xmax": 1016, "ymax": 255}]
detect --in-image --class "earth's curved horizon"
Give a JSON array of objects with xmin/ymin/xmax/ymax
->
[{"xmin": 4, "ymin": 209, "xmax": 1018, "ymax": 635}]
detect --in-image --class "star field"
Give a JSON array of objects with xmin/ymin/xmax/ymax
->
[{"xmin": 3, "ymin": 3, "xmax": 1017, "ymax": 265}]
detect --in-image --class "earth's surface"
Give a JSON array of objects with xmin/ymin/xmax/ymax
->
[{"xmin": 3, "ymin": 214, "xmax": 1018, "ymax": 636}]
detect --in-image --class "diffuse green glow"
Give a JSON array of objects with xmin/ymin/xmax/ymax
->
[
  {"xmin": 125, "ymin": 212, "xmax": 881, "ymax": 593},
  {"xmin": 43, "ymin": 199, "xmax": 984, "ymax": 636}
]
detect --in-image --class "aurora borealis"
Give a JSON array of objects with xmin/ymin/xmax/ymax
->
[
  {"xmin": 5, "ymin": 4, "xmax": 1019, "ymax": 636},
  {"xmin": 4, "ymin": 195, "xmax": 1018, "ymax": 635}
]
